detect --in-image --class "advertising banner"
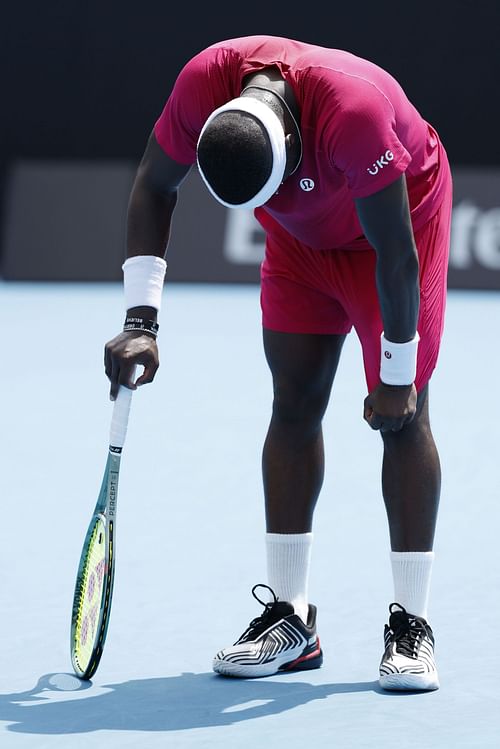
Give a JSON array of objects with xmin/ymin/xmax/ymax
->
[
  {"xmin": 2, "ymin": 163, "xmax": 500, "ymax": 290},
  {"xmin": 447, "ymin": 169, "xmax": 500, "ymax": 290}
]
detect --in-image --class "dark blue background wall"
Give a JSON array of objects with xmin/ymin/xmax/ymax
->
[{"xmin": 4, "ymin": 1, "xmax": 499, "ymax": 164}]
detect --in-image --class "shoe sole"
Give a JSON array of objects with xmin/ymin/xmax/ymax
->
[
  {"xmin": 379, "ymin": 672, "xmax": 440, "ymax": 691},
  {"xmin": 213, "ymin": 647, "xmax": 323, "ymax": 678}
]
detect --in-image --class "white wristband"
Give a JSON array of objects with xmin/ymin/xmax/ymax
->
[
  {"xmin": 380, "ymin": 332, "xmax": 420, "ymax": 386},
  {"xmin": 122, "ymin": 255, "xmax": 167, "ymax": 312}
]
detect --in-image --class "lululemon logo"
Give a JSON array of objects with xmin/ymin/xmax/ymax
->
[
  {"xmin": 300, "ymin": 178, "xmax": 315, "ymax": 191},
  {"xmin": 384, "ymin": 350, "xmax": 392, "ymax": 359}
]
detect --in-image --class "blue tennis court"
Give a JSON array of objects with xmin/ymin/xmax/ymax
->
[{"xmin": 0, "ymin": 282, "xmax": 498, "ymax": 748}]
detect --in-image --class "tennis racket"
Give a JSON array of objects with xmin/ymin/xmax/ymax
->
[{"xmin": 70, "ymin": 385, "xmax": 133, "ymax": 679}]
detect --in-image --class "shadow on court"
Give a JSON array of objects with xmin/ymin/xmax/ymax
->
[{"xmin": 0, "ymin": 672, "xmax": 383, "ymax": 734}]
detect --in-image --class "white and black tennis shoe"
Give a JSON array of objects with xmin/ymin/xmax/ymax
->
[
  {"xmin": 213, "ymin": 584, "xmax": 323, "ymax": 678},
  {"xmin": 379, "ymin": 602, "xmax": 439, "ymax": 691}
]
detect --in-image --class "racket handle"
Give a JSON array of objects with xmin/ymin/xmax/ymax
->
[{"xmin": 109, "ymin": 386, "xmax": 133, "ymax": 448}]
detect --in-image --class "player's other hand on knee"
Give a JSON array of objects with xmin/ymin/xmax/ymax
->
[
  {"xmin": 104, "ymin": 331, "xmax": 159, "ymax": 400},
  {"xmin": 363, "ymin": 383, "xmax": 417, "ymax": 432}
]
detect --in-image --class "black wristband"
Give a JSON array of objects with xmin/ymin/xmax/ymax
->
[{"xmin": 123, "ymin": 316, "xmax": 159, "ymax": 337}]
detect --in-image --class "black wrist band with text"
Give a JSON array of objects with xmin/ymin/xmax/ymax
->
[{"xmin": 123, "ymin": 316, "xmax": 159, "ymax": 337}]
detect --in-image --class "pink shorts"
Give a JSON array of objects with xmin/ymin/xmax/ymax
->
[{"xmin": 261, "ymin": 183, "xmax": 453, "ymax": 393}]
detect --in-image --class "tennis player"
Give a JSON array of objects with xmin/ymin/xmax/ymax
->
[{"xmin": 104, "ymin": 36, "xmax": 452, "ymax": 691}]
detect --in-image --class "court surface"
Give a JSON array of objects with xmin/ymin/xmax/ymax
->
[{"xmin": 0, "ymin": 281, "xmax": 498, "ymax": 748}]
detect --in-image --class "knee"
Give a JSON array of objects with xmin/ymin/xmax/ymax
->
[
  {"xmin": 271, "ymin": 378, "xmax": 328, "ymax": 429},
  {"xmin": 381, "ymin": 412, "xmax": 433, "ymax": 451}
]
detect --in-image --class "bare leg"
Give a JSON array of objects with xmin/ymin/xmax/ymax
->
[
  {"xmin": 262, "ymin": 330, "xmax": 346, "ymax": 533},
  {"xmin": 381, "ymin": 385, "xmax": 441, "ymax": 551}
]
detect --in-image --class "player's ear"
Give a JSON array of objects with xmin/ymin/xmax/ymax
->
[
  {"xmin": 284, "ymin": 133, "xmax": 295, "ymax": 162},
  {"xmin": 283, "ymin": 132, "xmax": 300, "ymax": 179}
]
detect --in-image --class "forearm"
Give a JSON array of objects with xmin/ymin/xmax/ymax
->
[
  {"xmin": 122, "ymin": 179, "xmax": 173, "ymax": 323},
  {"xmin": 375, "ymin": 243, "xmax": 420, "ymax": 343},
  {"xmin": 126, "ymin": 176, "xmax": 178, "ymax": 260},
  {"xmin": 355, "ymin": 176, "xmax": 420, "ymax": 342}
]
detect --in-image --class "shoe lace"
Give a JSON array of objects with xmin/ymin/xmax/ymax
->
[
  {"xmin": 388, "ymin": 603, "xmax": 428, "ymax": 658},
  {"xmin": 236, "ymin": 584, "xmax": 281, "ymax": 644}
]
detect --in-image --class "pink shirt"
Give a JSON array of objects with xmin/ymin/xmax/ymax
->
[{"xmin": 154, "ymin": 36, "xmax": 449, "ymax": 251}]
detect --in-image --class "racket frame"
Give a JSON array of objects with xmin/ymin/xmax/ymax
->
[{"xmin": 70, "ymin": 386, "xmax": 132, "ymax": 679}]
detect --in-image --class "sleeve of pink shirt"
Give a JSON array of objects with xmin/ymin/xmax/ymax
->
[
  {"xmin": 153, "ymin": 52, "xmax": 218, "ymax": 165},
  {"xmin": 325, "ymin": 79, "xmax": 412, "ymax": 199}
]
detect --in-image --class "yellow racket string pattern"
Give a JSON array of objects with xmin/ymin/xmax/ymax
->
[{"xmin": 73, "ymin": 517, "xmax": 107, "ymax": 672}]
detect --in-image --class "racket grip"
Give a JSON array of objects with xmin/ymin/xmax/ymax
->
[{"xmin": 109, "ymin": 386, "xmax": 133, "ymax": 448}]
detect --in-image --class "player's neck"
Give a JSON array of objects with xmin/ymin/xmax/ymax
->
[
  {"xmin": 241, "ymin": 72, "xmax": 302, "ymax": 178},
  {"xmin": 241, "ymin": 68, "xmax": 300, "ymax": 122}
]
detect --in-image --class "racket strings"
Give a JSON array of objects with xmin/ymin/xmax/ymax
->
[{"xmin": 73, "ymin": 519, "xmax": 107, "ymax": 667}]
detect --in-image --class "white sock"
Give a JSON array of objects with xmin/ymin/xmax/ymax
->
[
  {"xmin": 266, "ymin": 532, "xmax": 313, "ymax": 624},
  {"xmin": 390, "ymin": 551, "xmax": 435, "ymax": 620}
]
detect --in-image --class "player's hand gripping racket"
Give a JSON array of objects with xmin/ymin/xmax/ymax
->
[{"xmin": 70, "ymin": 385, "xmax": 133, "ymax": 679}]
